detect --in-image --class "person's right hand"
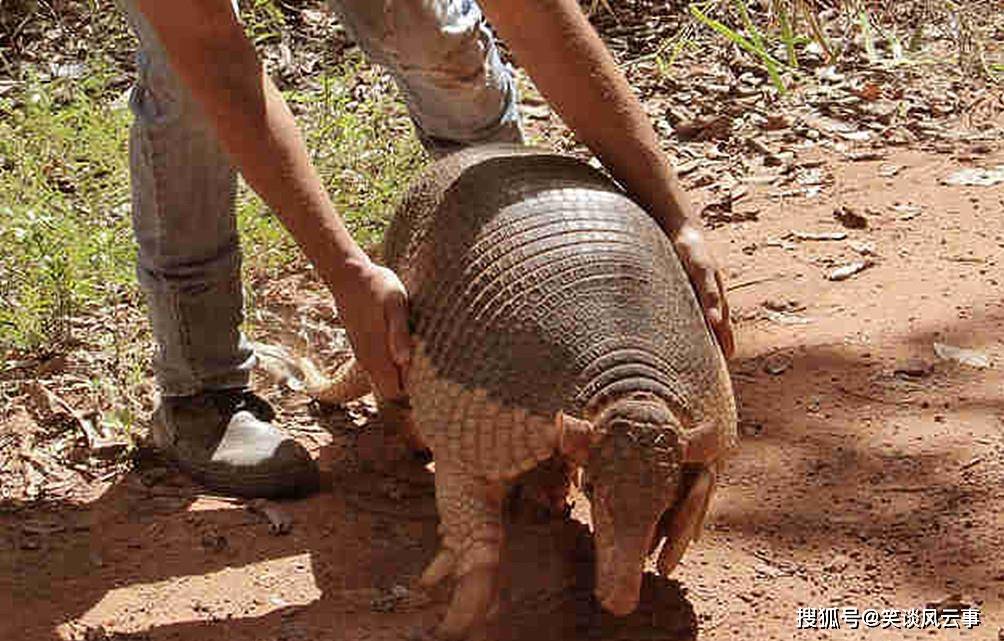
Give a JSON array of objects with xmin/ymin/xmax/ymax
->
[{"xmin": 328, "ymin": 258, "xmax": 412, "ymax": 400}]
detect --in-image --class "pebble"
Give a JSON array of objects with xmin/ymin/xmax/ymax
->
[
  {"xmin": 763, "ymin": 353, "xmax": 792, "ymax": 375},
  {"xmin": 824, "ymin": 554, "xmax": 850, "ymax": 573}
]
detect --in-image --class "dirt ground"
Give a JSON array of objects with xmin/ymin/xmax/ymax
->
[
  {"xmin": 3, "ymin": 2, "xmax": 1004, "ymax": 639},
  {"xmin": 3, "ymin": 140, "xmax": 1003, "ymax": 640}
]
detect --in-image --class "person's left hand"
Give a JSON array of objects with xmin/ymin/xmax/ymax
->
[
  {"xmin": 670, "ymin": 221, "xmax": 735, "ymax": 359},
  {"xmin": 327, "ymin": 258, "xmax": 413, "ymax": 401}
]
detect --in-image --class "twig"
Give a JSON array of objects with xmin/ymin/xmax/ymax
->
[
  {"xmin": 836, "ymin": 385, "xmax": 916, "ymax": 406},
  {"xmin": 960, "ymin": 457, "xmax": 982, "ymax": 470},
  {"xmin": 874, "ymin": 485, "xmax": 929, "ymax": 493},
  {"xmin": 587, "ymin": 0, "xmax": 620, "ymax": 24},
  {"xmin": 727, "ymin": 275, "xmax": 784, "ymax": 291},
  {"xmin": 798, "ymin": 0, "xmax": 835, "ymax": 63},
  {"xmin": 34, "ymin": 381, "xmax": 104, "ymax": 444}
]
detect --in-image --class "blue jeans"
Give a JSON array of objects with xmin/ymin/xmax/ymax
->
[{"xmin": 121, "ymin": 0, "xmax": 523, "ymax": 396}]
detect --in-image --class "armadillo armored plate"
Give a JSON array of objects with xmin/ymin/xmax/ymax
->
[{"xmin": 383, "ymin": 144, "xmax": 736, "ymax": 463}]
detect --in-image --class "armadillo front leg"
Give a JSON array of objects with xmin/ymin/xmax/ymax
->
[{"xmin": 421, "ymin": 461, "xmax": 506, "ymax": 640}]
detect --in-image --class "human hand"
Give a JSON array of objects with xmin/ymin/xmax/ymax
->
[
  {"xmin": 328, "ymin": 258, "xmax": 412, "ymax": 400},
  {"xmin": 671, "ymin": 221, "xmax": 735, "ymax": 359}
]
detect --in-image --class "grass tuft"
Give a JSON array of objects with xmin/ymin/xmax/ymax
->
[
  {"xmin": 0, "ymin": 61, "xmax": 133, "ymax": 352},
  {"xmin": 689, "ymin": 1, "xmax": 788, "ymax": 94}
]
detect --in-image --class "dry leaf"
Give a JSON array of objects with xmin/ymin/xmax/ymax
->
[
  {"xmin": 675, "ymin": 115, "xmax": 732, "ymax": 141},
  {"xmin": 943, "ymin": 166, "xmax": 1004, "ymax": 187},
  {"xmin": 834, "ymin": 206, "xmax": 868, "ymax": 229},
  {"xmin": 763, "ymin": 308, "xmax": 815, "ymax": 326},
  {"xmin": 933, "ymin": 343, "xmax": 990, "ymax": 369},
  {"xmin": 889, "ymin": 203, "xmax": 922, "ymax": 220},
  {"xmin": 851, "ymin": 82, "xmax": 882, "ymax": 101},
  {"xmin": 247, "ymin": 499, "xmax": 293, "ymax": 535},
  {"xmin": 793, "ymin": 231, "xmax": 848, "ymax": 241},
  {"xmin": 828, "ymin": 261, "xmax": 873, "ymax": 281}
]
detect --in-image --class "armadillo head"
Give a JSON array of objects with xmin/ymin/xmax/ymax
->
[{"xmin": 559, "ymin": 394, "xmax": 684, "ymax": 616}]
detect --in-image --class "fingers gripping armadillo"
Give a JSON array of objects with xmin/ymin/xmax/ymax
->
[{"xmin": 310, "ymin": 144, "xmax": 738, "ymax": 638}]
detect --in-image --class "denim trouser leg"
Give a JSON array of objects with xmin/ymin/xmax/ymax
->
[
  {"xmin": 123, "ymin": 1, "xmax": 254, "ymax": 397},
  {"xmin": 327, "ymin": 0, "xmax": 524, "ymax": 155},
  {"xmin": 123, "ymin": 0, "xmax": 522, "ymax": 397}
]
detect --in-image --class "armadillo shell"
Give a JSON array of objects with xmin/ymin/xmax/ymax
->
[{"xmin": 384, "ymin": 144, "xmax": 735, "ymax": 445}]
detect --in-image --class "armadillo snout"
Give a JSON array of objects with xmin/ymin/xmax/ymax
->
[
  {"xmin": 584, "ymin": 397, "xmax": 685, "ymax": 616},
  {"xmin": 594, "ymin": 574, "xmax": 643, "ymax": 616},
  {"xmin": 589, "ymin": 497, "xmax": 656, "ymax": 617}
]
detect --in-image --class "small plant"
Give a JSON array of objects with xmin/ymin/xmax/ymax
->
[
  {"xmin": 652, "ymin": 21, "xmax": 699, "ymax": 76},
  {"xmin": 0, "ymin": 63, "xmax": 134, "ymax": 351},
  {"xmin": 666, "ymin": 0, "xmax": 992, "ymax": 91},
  {"xmin": 774, "ymin": 0, "xmax": 799, "ymax": 67},
  {"xmin": 689, "ymin": 0, "xmax": 788, "ymax": 93},
  {"xmin": 243, "ymin": 0, "xmax": 289, "ymax": 46}
]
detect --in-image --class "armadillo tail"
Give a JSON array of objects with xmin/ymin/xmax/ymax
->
[{"xmin": 301, "ymin": 356, "xmax": 372, "ymax": 405}]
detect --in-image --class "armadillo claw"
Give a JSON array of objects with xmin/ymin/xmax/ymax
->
[
  {"xmin": 657, "ymin": 466, "xmax": 716, "ymax": 576},
  {"xmin": 436, "ymin": 564, "xmax": 498, "ymax": 641},
  {"xmin": 420, "ymin": 549, "xmax": 457, "ymax": 588}
]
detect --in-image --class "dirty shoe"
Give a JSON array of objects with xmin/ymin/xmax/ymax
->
[{"xmin": 151, "ymin": 389, "xmax": 320, "ymax": 498}]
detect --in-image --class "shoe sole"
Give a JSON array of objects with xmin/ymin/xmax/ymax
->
[{"xmin": 151, "ymin": 415, "xmax": 320, "ymax": 499}]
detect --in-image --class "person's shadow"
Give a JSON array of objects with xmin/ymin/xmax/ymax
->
[{"xmin": 3, "ymin": 406, "xmax": 696, "ymax": 641}]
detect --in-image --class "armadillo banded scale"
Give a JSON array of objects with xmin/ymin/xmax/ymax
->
[{"xmin": 385, "ymin": 146, "xmax": 732, "ymax": 441}]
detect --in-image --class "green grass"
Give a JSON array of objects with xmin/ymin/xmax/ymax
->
[
  {"xmin": 240, "ymin": 53, "xmax": 425, "ymax": 282},
  {"xmin": 689, "ymin": 1, "xmax": 787, "ymax": 93},
  {"xmin": 0, "ymin": 58, "xmax": 134, "ymax": 352},
  {"xmin": 1, "ymin": 29, "xmax": 423, "ymax": 356}
]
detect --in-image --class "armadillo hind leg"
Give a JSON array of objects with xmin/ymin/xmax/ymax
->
[
  {"xmin": 656, "ymin": 465, "xmax": 717, "ymax": 576},
  {"xmin": 420, "ymin": 461, "xmax": 506, "ymax": 641}
]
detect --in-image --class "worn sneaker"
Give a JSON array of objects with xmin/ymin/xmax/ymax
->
[{"xmin": 151, "ymin": 389, "xmax": 320, "ymax": 498}]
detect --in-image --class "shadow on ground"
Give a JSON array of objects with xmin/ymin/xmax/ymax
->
[
  {"xmin": 0, "ymin": 410, "xmax": 697, "ymax": 641},
  {"xmin": 720, "ymin": 308, "xmax": 1003, "ymax": 595}
]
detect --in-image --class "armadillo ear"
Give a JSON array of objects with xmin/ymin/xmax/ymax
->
[
  {"xmin": 680, "ymin": 422, "xmax": 722, "ymax": 464},
  {"xmin": 556, "ymin": 412, "xmax": 595, "ymax": 466}
]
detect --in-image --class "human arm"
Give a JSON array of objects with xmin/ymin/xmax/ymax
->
[
  {"xmin": 478, "ymin": 0, "xmax": 734, "ymax": 357},
  {"xmin": 134, "ymin": 0, "xmax": 411, "ymax": 396}
]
